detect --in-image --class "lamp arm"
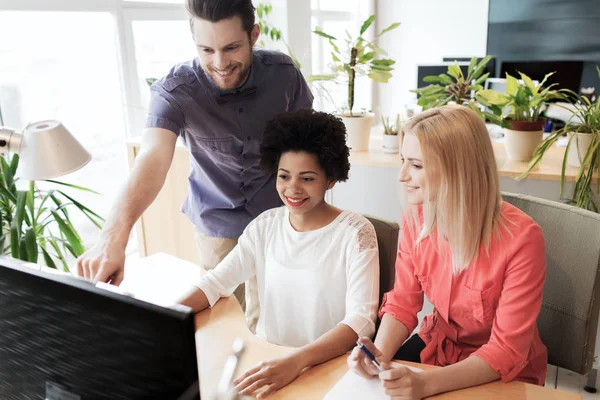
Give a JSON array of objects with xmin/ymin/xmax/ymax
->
[{"xmin": 0, "ymin": 127, "xmax": 23, "ymax": 156}]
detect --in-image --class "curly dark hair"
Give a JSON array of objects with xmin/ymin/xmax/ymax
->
[{"xmin": 260, "ymin": 109, "xmax": 350, "ymax": 181}]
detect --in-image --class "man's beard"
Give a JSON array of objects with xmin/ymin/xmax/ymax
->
[{"xmin": 205, "ymin": 61, "xmax": 251, "ymax": 90}]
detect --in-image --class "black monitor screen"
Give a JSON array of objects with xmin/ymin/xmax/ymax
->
[
  {"xmin": 500, "ymin": 60, "xmax": 584, "ymax": 93},
  {"xmin": 0, "ymin": 257, "xmax": 199, "ymax": 400}
]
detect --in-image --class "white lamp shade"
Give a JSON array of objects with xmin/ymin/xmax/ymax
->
[{"xmin": 16, "ymin": 120, "xmax": 92, "ymax": 180}]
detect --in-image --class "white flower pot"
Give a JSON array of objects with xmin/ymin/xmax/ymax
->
[
  {"xmin": 338, "ymin": 113, "xmax": 374, "ymax": 152},
  {"xmin": 382, "ymin": 134, "xmax": 399, "ymax": 153},
  {"xmin": 503, "ymin": 119, "xmax": 546, "ymax": 161},
  {"xmin": 567, "ymin": 132, "xmax": 593, "ymax": 168}
]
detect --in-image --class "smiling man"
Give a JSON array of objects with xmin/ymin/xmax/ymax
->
[{"xmin": 76, "ymin": 0, "xmax": 312, "ymax": 320}]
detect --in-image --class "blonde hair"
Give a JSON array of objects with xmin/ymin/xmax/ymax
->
[{"xmin": 401, "ymin": 105, "xmax": 503, "ymax": 274}]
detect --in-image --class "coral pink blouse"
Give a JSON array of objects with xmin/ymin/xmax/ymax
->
[{"xmin": 380, "ymin": 202, "xmax": 548, "ymax": 385}]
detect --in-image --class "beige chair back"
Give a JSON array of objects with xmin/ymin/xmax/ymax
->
[{"xmin": 502, "ymin": 192, "xmax": 600, "ymax": 374}]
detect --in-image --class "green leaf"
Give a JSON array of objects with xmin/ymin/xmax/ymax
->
[
  {"xmin": 50, "ymin": 210, "xmax": 84, "ymax": 256},
  {"xmin": 19, "ymin": 237, "xmax": 28, "ymax": 261},
  {"xmin": 313, "ymin": 29, "xmax": 337, "ymax": 41},
  {"xmin": 505, "ymin": 73, "xmax": 519, "ymax": 96},
  {"xmin": 359, "ymin": 15, "xmax": 376, "ymax": 35},
  {"xmin": 371, "ymin": 59, "xmax": 395, "ymax": 66},
  {"xmin": 423, "ymin": 76, "xmax": 443, "ymax": 84},
  {"xmin": 369, "ymin": 65, "xmax": 393, "ymax": 72},
  {"xmin": 10, "ymin": 220, "xmax": 20, "ymax": 258},
  {"xmin": 24, "ymin": 228, "xmax": 38, "ymax": 263},
  {"xmin": 447, "ymin": 63, "xmax": 463, "ymax": 80},
  {"xmin": 474, "ymin": 72, "xmax": 490, "ymax": 86},
  {"xmin": 9, "ymin": 154, "xmax": 19, "ymax": 176},
  {"xmin": 471, "ymin": 55, "xmax": 492, "ymax": 79},
  {"xmin": 46, "ymin": 236, "xmax": 69, "ymax": 271},
  {"xmin": 44, "ymin": 179, "xmax": 100, "ymax": 194},
  {"xmin": 26, "ymin": 181, "xmax": 35, "ymax": 220},
  {"xmin": 537, "ymin": 72, "xmax": 555, "ymax": 89},
  {"xmin": 39, "ymin": 246, "xmax": 57, "ymax": 269},
  {"xmin": 519, "ymin": 72, "xmax": 538, "ymax": 95},
  {"xmin": 307, "ymin": 74, "xmax": 337, "ymax": 82},
  {"xmin": 1, "ymin": 156, "xmax": 15, "ymax": 191},
  {"xmin": 467, "ymin": 57, "xmax": 478, "ymax": 76},
  {"xmin": 358, "ymin": 51, "xmax": 376, "ymax": 64},
  {"xmin": 377, "ymin": 22, "xmax": 400, "ymax": 37},
  {"xmin": 368, "ymin": 70, "xmax": 393, "ymax": 83},
  {"xmin": 0, "ymin": 183, "xmax": 17, "ymax": 203},
  {"xmin": 15, "ymin": 191, "xmax": 27, "ymax": 237},
  {"xmin": 56, "ymin": 190, "xmax": 105, "ymax": 223},
  {"xmin": 329, "ymin": 39, "xmax": 341, "ymax": 54},
  {"xmin": 477, "ymin": 89, "xmax": 509, "ymax": 105}
]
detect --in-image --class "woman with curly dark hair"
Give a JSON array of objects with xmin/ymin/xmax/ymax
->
[{"xmin": 178, "ymin": 109, "xmax": 380, "ymax": 398}]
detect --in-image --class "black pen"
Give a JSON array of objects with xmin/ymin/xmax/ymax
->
[{"xmin": 356, "ymin": 341, "xmax": 385, "ymax": 372}]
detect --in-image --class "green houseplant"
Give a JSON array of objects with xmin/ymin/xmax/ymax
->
[
  {"xmin": 0, "ymin": 155, "xmax": 103, "ymax": 271},
  {"xmin": 310, "ymin": 15, "xmax": 400, "ymax": 151},
  {"xmin": 255, "ymin": 3, "xmax": 301, "ymax": 68},
  {"xmin": 518, "ymin": 67, "xmax": 600, "ymax": 211},
  {"xmin": 381, "ymin": 114, "xmax": 400, "ymax": 154},
  {"xmin": 411, "ymin": 56, "xmax": 495, "ymax": 114},
  {"xmin": 477, "ymin": 72, "xmax": 567, "ymax": 161}
]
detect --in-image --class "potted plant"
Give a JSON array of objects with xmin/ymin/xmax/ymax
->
[
  {"xmin": 518, "ymin": 67, "xmax": 600, "ymax": 211},
  {"xmin": 477, "ymin": 72, "xmax": 567, "ymax": 161},
  {"xmin": 0, "ymin": 154, "xmax": 103, "ymax": 270},
  {"xmin": 411, "ymin": 56, "xmax": 495, "ymax": 113},
  {"xmin": 310, "ymin": 15, "xmax": 400, "ymax": 151},
  {"xmin": 381, "ymin": 114, "xmax": 400, "ymax": 153}
]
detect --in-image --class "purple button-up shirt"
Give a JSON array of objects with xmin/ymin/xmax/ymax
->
[{"xmin": 146, "ymin": 49, "xmax": 313, "ymax": 238}]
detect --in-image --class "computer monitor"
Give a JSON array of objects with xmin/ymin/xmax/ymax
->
[
  {"xmin": 500, "ymin": 60, "xmax": 584, "ymax": 93},
  {"xmin": 0, "ymin": 256, "xmax": 200, "ymax": 400}
]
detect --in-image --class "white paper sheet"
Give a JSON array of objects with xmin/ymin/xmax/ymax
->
[{"xmin": 324, "ymin": 363, "xmax": 423, "ymax": 400}]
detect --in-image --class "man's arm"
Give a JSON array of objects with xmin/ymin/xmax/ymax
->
[{"xmin": 76, "ymin": 128, "xmax": 177, "ymax": 284}]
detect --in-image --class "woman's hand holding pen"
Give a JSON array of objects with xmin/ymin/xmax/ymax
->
[
  {"xmin": 233, "ymin": 353, "xmax": 304, "ymax": 399},
  {"xmin": 347, "ymin": 337, "xmax": 386, "ymax": 378},
  {"xmin": 349, "ymin": 337, "xmax": 427, "ymax": 399},
  {"xmin": 379, "ymin": 365, "xmax": 427, "ymax": 400}
]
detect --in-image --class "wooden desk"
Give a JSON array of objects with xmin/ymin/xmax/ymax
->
[
  {"xmin": 195, "ymin": 289, "xmax": 581, "ymax": 400},
  {"xmin": 124, "ymin": 253, "xmax": 581, "ymax": 399},
  {"xmin": 349, "ymin": 143, "xmax": 582, "ymax": 182}
]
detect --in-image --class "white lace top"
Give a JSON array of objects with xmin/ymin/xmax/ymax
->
[{"xmin": 194, "ymin": 206, "xmax": 380, "ymax": 347}]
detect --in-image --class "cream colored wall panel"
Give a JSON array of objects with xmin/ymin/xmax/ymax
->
[{"xmin": 127, "ymin": 142, "xmax": 199, "ymax": 264}]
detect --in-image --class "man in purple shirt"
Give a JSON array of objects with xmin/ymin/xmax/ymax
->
[{"xmin": 76, "ymin": 0, "xmax": 312, "ymax": 310}]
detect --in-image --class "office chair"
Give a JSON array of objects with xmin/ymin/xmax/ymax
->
[
  {"xmin": 364, "ymin": 215, "xmax": 400, "ymax": 307},
  {"xmin": 502, "ymin": 192, "xmax": 600, "ymax": 391}
]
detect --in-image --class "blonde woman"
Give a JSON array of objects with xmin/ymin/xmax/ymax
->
[{"xmin": 348, "ymin": 105, "xmax": 547, "ymax": 399}]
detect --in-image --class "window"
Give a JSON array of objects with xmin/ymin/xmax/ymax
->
[
  {"xmin": 310, "ymin": 0, "xmax": 375, "ymax": 113},
  {"xmin": 0, "ymin": 0, "xmax": 188, "ymax": 254},
  {"xmin": 0, "ymin": 10, "xmax": 127, "ymax": 249}
]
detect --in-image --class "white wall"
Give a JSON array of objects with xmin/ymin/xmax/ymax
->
[{"xmin": 375, "ymin": 0, "xmax": 490, "ymax": 118}]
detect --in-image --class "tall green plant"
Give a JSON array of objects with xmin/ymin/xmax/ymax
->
[
  {"xmin": 0, "ymin": 155, "xmax": 103, "ymax": 271},
  {"xmin": 310, "ymin": 15, "xmax": 400, "ymax": 116}
]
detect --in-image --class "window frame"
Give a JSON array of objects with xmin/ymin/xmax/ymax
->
[{"xmin": 0, "ymin": 0, "xmax": 187, "ymax": 138}]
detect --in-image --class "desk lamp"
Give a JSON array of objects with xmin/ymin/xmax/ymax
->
[{"xmin": 0, "ymin": 120, "xmax": 91, "ymax": 180}]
